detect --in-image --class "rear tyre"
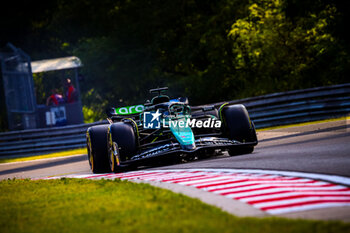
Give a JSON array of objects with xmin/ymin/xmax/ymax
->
[
  {"xmin": 107, "ymin": 123, "xmax": 137, "ymax": 172},
  {"xmin": 221, "ymin": 104, "xmax": 257, "ymax": 156},
  {"xmin": 86, "ymin": 125, "xmax": 111, "ymax": 173}
]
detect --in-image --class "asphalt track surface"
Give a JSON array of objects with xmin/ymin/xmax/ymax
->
[{"xmin": 1, "ymin": 119, "xmax": 349, "ymax": 180}]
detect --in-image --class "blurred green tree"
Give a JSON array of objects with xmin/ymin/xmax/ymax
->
[{"xmin": 228, "ymin": 0, "xmax": 349, "ymax": 97}]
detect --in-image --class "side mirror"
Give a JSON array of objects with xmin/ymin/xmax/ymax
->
[
  {"xmin": 202, "ymin": 106, "xmax": 215, "ymax": 112},
  {"xmin": 144, "ymin": 99, "xmax": 152, "ymax": 106},
  {"xmin": 178, "ymin": 97, "xmax": 189, "ymax": 104},
  {"xmin": 106, "ymin": 107, "xmax": 117, "ymax": 117}
]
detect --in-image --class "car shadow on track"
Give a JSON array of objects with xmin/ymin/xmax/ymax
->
[{"xmin": 0, "ymin": 155, "xmax": 87, "ymax": 176}]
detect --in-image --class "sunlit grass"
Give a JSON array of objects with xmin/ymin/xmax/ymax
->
[{"xmin": 1, "ymin": 179, "xmax": 349, "ymax": 233}]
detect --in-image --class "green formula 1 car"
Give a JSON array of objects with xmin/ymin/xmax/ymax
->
[{"xmin": 86, "ymin": 87, "xmax": 258, "ymax": 173}]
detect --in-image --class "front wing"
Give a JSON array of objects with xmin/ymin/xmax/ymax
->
[{"xmin": 121, "ymin": 137, "xmax": 258, "ymax": 166}]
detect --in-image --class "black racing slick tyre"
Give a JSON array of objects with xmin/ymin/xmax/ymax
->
[
  {"xmin": 107, "ymin": 122, "xmax": 137, "ymax": 172},
  {"xmin": 86, "ymin": 125, "xmax": 111, "ymax": 173},
  {"xmin": 221, "ymin": 104, "xmax": 257, "ymax": 156}
]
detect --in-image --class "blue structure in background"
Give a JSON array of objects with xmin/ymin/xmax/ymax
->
[{"xmin": 0, "ymin": 43, "xmax": 84, "ymax": 130}]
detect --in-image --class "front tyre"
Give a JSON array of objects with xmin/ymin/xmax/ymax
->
[
  {"xmin": 221, "ymin": 104, "xmax": 257, "ymax": 156},
  {"xmin": 86, "ymin": 125, "xmax": 111, "ymax": 173},
  {"xmin": 107, "ymin": 122, "xmax": 137, "ymax": 172}
]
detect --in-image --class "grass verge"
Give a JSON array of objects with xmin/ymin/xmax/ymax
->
[
  {"xmin": 0, "ymin": 148, "xmax": 87, "ymax": 164},
  {"xmin": 1, "ymin": 179, "xmax": 349, "ymax": 233}
]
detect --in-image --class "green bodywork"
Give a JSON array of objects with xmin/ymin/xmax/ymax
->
[
  {"xmin": 115, "ymin": 105, "xmax": 145, "ymax": 115},
  {"xmin": 116, "ymin": 102, "xmax": 196, "ymax": 147},
  {"xmin": 163, "ymin": 114, "xmax": 195, "ymax": 147}
]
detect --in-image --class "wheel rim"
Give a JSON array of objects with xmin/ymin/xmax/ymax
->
[
  {"xmin": 86, "ymin": 133, "xmax": 94, "ymax": 171},
  {"xmin": 89, "ymin": 153, "xmax": 94, "ymax": 171},
  {"xmin": 113, "ymin": 142, "xmax": 120, "ymax": 166},
  {"xmin": 108, "ymin": 134, "xmax": 115, "ymax": 171},
  {"xmin": 109, "ymin": 141, "xmax": 121, "ymax": 172}
]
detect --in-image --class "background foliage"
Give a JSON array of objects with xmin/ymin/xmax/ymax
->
[{"xmin": 0, "ymin": 0, "xmax": 349, "ymax": 127}]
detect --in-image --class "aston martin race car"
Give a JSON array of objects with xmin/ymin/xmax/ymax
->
[{"xmin": 86, "ymin": 87, "xmax": 258, "ymax": 173}]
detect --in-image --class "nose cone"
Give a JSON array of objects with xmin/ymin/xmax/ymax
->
[
  {"xmin": 169, "ymin": 119, "xmax": 195, "ymax": 150},
  {"xmin": 182, "ymin": 143, "xmax": 196, "ymax": 150}
]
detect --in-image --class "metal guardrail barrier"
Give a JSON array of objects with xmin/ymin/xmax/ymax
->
[
  {"xmin": 0, "ymin": 121, "xmax": 106, "ymax": 157},
  {"xmin": 0, "ymin": 83, "xmax": 349, "ymax": 157},
  {"xmin": 193, "ymin": 83, "xmax": 350, "ymax": 128}
]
